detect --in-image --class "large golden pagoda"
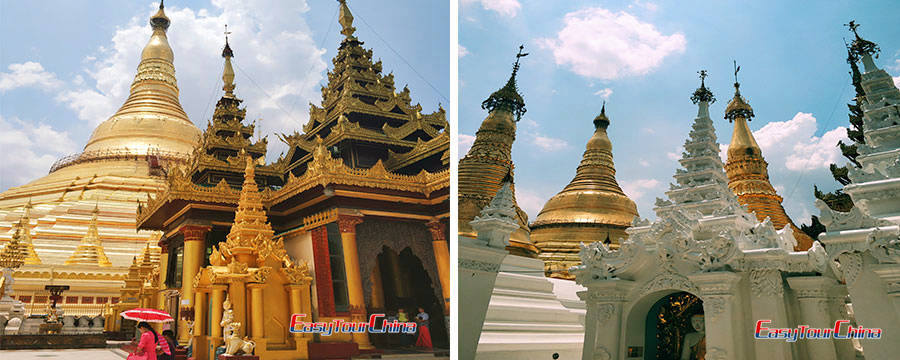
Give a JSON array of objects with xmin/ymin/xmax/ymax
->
[
  {"xmin": 0, "ymin": 1, "xmax": 193, "ymax": 311},
  {"xmin": 723, "ymin": 69, "xmax": 814, "ymax": 251},
  {"xmin": 531, "ymin": 105, "xmax": 638, "ymax": 279},
  {"xmin": 458, "ymin": 47, "xmax": 534, "ymax": 256}
]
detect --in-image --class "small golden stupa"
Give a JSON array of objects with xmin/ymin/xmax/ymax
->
[
  {"xmin": 531, "ymin": 104, "xmax": 638, "ymax": 279},
  {"xmin": 723, "ymin": 65, "xmax": 814, "ymax": 251},
  {"xmin": 458, "ymin": 46, "xmax": 535, "ymax": 256},
  {"xmin": 65, "ymin": 204, "xmax": 113, "ymax": 266}
]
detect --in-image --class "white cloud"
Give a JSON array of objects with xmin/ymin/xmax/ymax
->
[
  {"xmin": 532, "ymin": 135, "xmax": 570, "ymax": 152},
  {"xmin": 621, "ymin": 178, "xmax": 661, "ymax": 200},
  {"xmin": 537, "ymin": 7, "xmax": 686, "ymax": 80},
  {"xmin": 518, "ymin": 118, "xmax": 569, "ymax": 152},
  {"xmin": 515, "ymin": 186, "xmax": 551, "ymax": 221},
  {"xmin": 751, "ymin": 112, "xmax": 848, "ymax": 171},
  {"xmin": 594, "ymin": 88, "xmax": 613, "ymax": 99},
  {"xmin": 459, "ymin": 45, "xmax": 469, "ymax": 58},
  {"xmin": 893, "ymin": 76, "xmax": 899, "ymax": 88},
  {"xmin": 459, "ymin": 134, "xmax": 475, "ymax": 157},
  {"xmin": 0, "ymin": 116, "xmax": 78, "ymax": 190},
  {"xmin": 0, "ymin": 62, "xmax": 63, "ymax": 92},
  {"xmin": 631, "ymin": 0, "xmax": 659, "ymax": 12},
  {"xmin": 667, "ymin": 146, "xmax": 683, "ymax": 161},
  {"xmin": 462, "ymin": 0, "xmax": 521, "ymax": 18},
  {"xmin": 639, "ymin": 159, "xmax": 650, "ymax": 167},
  {"xmin": 55, "ymin": 0, "xmax": 327, "ymax": 157}
]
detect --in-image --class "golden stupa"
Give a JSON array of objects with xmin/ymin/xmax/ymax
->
[
  {"xmin": 531, "ymin": 104, "xmax": 638, "ymax": 279},
  {"xmin": 458, "ymin": 47, "xmax": 534, "ymax": 256},
  {"xmin": 723, "ymin": 70, "xmax": 814, "ymax": 251},
  {"xmin": 0, "ymin": 1, "xmax": 192, "ymax": 304},
  {"xmin": 65, "ymin": 205, "xmax": 113, "ymax": 267}
]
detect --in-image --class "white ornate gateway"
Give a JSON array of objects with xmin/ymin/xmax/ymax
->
[{"xmin": 572, "ymin": 70, "xmax": 866, "ymax": 360}]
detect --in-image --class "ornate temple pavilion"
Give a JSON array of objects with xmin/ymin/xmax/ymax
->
[{"xmin": 126, "ymin": 0, "xmax": 450, "ymax": 357}]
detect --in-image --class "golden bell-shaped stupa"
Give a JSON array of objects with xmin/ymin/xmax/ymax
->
[
  {"xmin": 723, "ymin": 70, "xmax": 814, "ymax": 251},
  {"xmin": 531, "ymin": 104, "xmax": 638, "ymax": 279},
  {"xmin": 82, "ymin": 1, "xmax": 200, "ymax": 158}
]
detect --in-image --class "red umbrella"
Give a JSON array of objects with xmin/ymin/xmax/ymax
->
[{"xmin": 120, "ymin": 308, "xmax": 174, "ymax": 323}]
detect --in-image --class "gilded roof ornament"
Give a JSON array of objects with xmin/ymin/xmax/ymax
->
[
  {"xmin": 482, "ymin": 45, "xmax": 528, "ymax": 121},
  {"xmin": 338, "ymin": 0, "xmax": 356, "ymax": 38},
  {"xmin": 222, "ymin": 25, "xmax": 236, "ymax": 97},
  {"xmin": 691, "ymin": 70, "xmax": 715, "ymax": 105},
  {"xmin": 593, "ymin": 102, "xmax": 610, "ymax": 129},
  {"xmin": 724, "ymin": 61, "xmax": 754, "ymax": 122},
  {"xmin": 845, "ymin": 20, "xmax": 880, "ymax": 61},
  {"xmin": 150, "ymin": 0, "xmax": 170, "ymax": 31}
]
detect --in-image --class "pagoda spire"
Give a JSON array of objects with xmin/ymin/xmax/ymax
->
[
  {"xmin": 220, "ymin": 154, "xmax": 274, "ymax": 266},
  {"xmin": 532, "ymin": 104, "xmax": 638, "ymax": 279},
  {"xmin": 338, "ymin": 0, "xmax": 356, "ymax": 38},
  {"xmin": 654, "ymin": 71, "xmax": 740, "ymax": 218},
  {"xmin": 459, "ymin": 46, "xmax": 533, "ymax": 256},
  {"xmin": 79, "ymin": 0, "xmax": 199, "ymax": 159},
  {"xmin": 845, "ymin": 20, "xmax": 881, "ymax": 72},
  {"xmin": 481, "ymin": 45, "xmax": 528, "ymax": 121},
  {"xmin": 65, "ymin": 204, "xmax": 112, "ymax": 266},
  {"xmin": 723, "ymin": 65, "xmax": 814, "ymax": 251},
  {"xmin": 222, "ymin": 24, "xmax": 236, "ymax": 98}
]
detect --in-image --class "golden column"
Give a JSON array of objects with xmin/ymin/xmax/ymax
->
[
  {"xmin": 209, "ymin": 285, "xmax": 227, "ymax": 358},
  {"xmin": 337, "ymin": 214, "xmax": 373, "ymax": 349},
  {"xmin": 427, "ymin": 220, "xmax": 451, "ymax": 315},
  {"xmin": 193, "ymin": 289, "xmax": 208, "ymax": 360},
  {"xmin": 248, "ymin": 283, "xmax": 265, "ymax": 339},
  {"xmin": 157, "ymin": 242, "xmax": 170, "ymax": 312},
  {"xmin": 180, "ymin": 225, "xmax": 209, "ymax": 342},
  {"xmin": 286, "ymin": 284, "xmax": 312, "ymax": 354},
  {"xmin": 370, "ymin": 265, "xmax": 385, "ymax": 311}
]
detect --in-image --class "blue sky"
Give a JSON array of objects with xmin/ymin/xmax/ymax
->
[
  {"xmin": 460, "ymin": 0, "xmax": 900, "ymax": 225},
  {"xmin": 0, "ymin": 0, "xmax": 448, "ymax": 190}
]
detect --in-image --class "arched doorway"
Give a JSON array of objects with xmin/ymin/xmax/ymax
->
[
  {"xmin": 643, "ymin": 292, "xmax": 704, "ymax": 360},
  {"xmin": 369, "ymin": 246, "xmax": 448, "ymax": 349}
]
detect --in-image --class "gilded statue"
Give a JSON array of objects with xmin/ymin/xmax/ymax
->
[
  {"xmin": 680, "ymin": 314, "xmax": 706, "ymax": 360},
  {"xmin": 220, "ymin": 294, "xmax": 255, "ymax": 356}
]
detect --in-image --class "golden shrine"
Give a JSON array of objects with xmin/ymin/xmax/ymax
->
[
  {"xmin": 457, "ymin": 47, "xmax": 534, "ymax": 256},
  {"xmin": 120, "ymin": 0, "xmax": 449, "ymax": 357},
  {"xmin": 530, "ymin": 104, "xmax": 639, "ymax": 279},
  {"xmin": 722, "ymin": 68, "xmax": 814, "ymax": 251}
]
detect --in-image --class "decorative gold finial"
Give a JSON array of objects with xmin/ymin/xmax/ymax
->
[
  {"xmin": 338, "ymin": 0, "xmax": 356, "ymax": 38},
  {"xmin": 151, "ymin": 1, "xmax": 170, "ymax": 30},
  {"xmin": 724, "ymin": 61, "xmax": 753, "ymax": 122},
  {"xmin": 593, "ymin": 101, "xmax": 609, "ymax": 129},
  {"xmin": 482, "ymin": 45, "xmax": 528, "ymax": 121},
  {"xmin": 844, "ymin": 20, "xmax": 880, "ymax": 61},
  {"xmin": 691, "ymin": 69, "xmax": 715, "ymax": 104},
  {"xmin": 222, "ymin": 24, "xmax": 236, "ymax": 96}
]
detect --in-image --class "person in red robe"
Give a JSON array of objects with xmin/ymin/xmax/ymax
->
[
  {"xmin": 127, "ymin": 322, "xmax": 159, "ymax": 360},
  {"xmin": 414, "ymin": 307, "xmax": 433, "ymax": 349}
]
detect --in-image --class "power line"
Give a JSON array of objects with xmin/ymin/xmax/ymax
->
[
  {"xmin": 287, "ymin": 4, "xmax": 339, "ymax": 116},
  {"xmin": 354, "ymin": 11, "xmax": 449, "ymax": 103}
]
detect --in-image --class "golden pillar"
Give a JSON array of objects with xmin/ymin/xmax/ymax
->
[
  {"xmin": 248, "ymin": 284, "xmax": 265, "ymax": 339},
  {"xmin": 158, "ymin": 242, "xmax": 170, "ymax": 310},
  {"xmin": 229, "ymin": 280, "xmax": 247, "ymax": 338},
  {"xmin": 337, "ymin": 215, "xmax": 373, "ymax": 350},
  {"xmin": 193, "ymin": 289, "xmax": 208, "ymax": 360},
  {"xmin": 209, "ymin": 285, "xmax": 226, "ymax": 359},
  {"xmin": 180, "ymin": 225, "xmax": 209, "ymax": 342},
  {"xmin": 286, "ymin": 284, "xmax": 311, "ymax": 355},
  {"xmin": 427, "ymin": 220, "xmax": 451, "ymax": 315},
  {"xmin": 384, "ymin": 250, "xmax": 408, "ymax": 297},
  {"xmin": 370, "ymin": 263, "xmax": 385, "ymax": 311}
]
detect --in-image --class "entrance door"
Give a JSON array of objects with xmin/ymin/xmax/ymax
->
[
  {"xmin": 372, "ymin": 246, "xmax": 448, "ymax": 349},
  {"xmin": 644, "ymin": 292, "xmax": 704, "ymax": 360}
]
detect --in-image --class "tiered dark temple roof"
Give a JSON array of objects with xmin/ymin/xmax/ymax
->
[{"xmin": 137, "ymin": 1, "xmax": 449, "ymax": 234}]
